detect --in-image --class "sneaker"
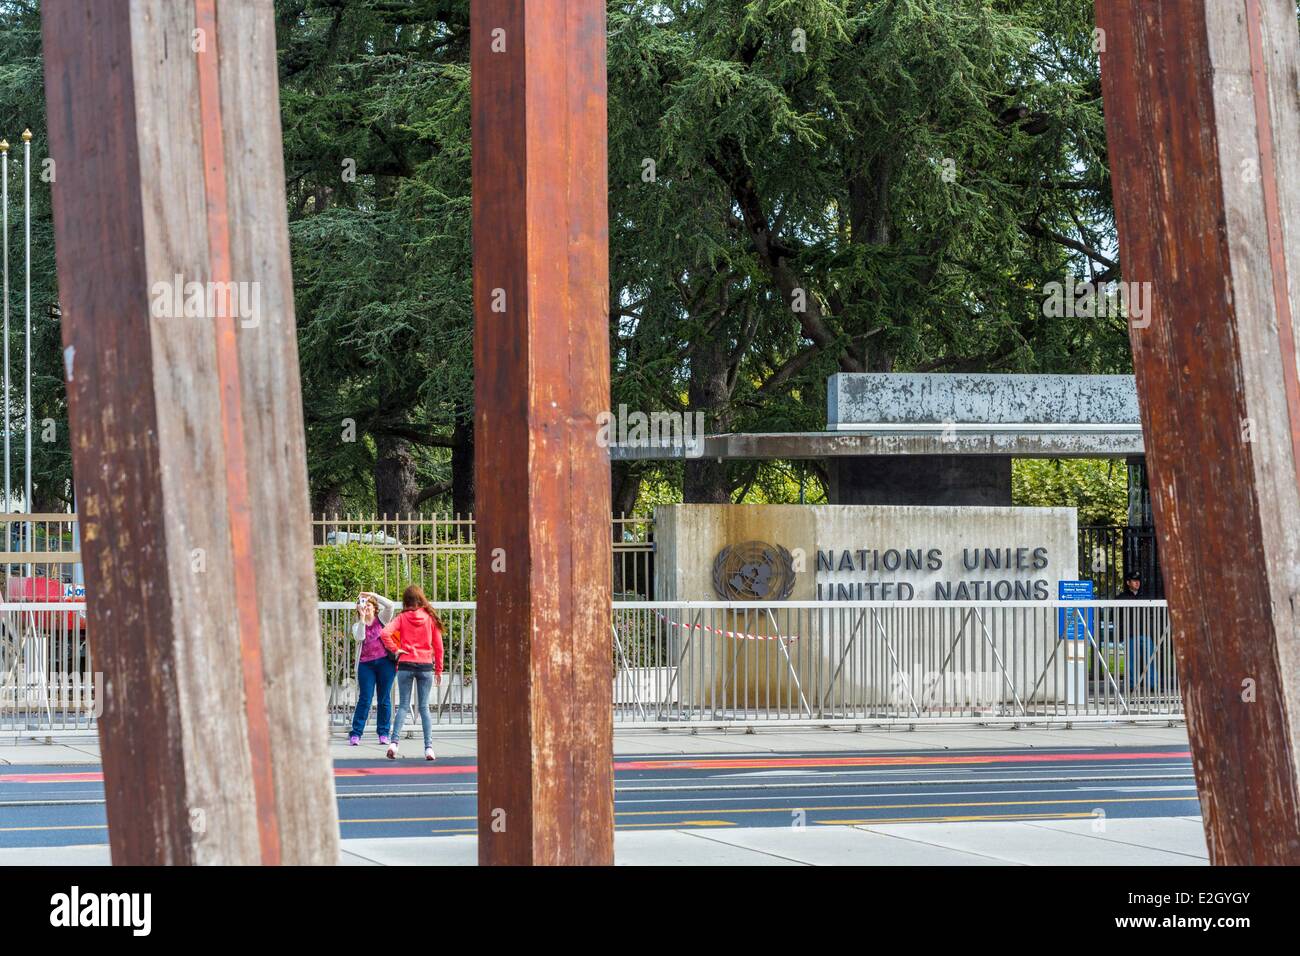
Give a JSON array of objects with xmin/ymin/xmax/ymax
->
[
  {"xmin": 425, "ymin": 747, "xmax": 436, "ymax": 761},
  {"xmin": 378, "ymin": 735, "xmax": 391, "ymax": 745},
  {"xmin": 348, "ymin": 735, "xmax": 360, "ymax": 746},
  {"xmin": 386, "ymin": 742, "xmax": 399, "ymax": 760}
]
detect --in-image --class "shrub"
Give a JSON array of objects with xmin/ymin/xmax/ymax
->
[{"xmin": 314, "ymin": 543, "xmax": 388, "ymax": 602}]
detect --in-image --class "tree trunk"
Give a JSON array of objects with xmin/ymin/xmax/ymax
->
[
  {"xmin": 451, "ymin": 417, "xmax": 475, "ymax": 519},
  {"xmin": 374, "ymin": 433, "xmax": 419, "ymax": 518},
  {"xmin": 31, "ymin": 481, "xmax": 69, "ymax": 514},
  {"xmin": 311, "ymin": 483, "xmax": 344, "ymax": 543},
  {"xmin": 611, "ymin": 460, "xmax": 641, "ymax": 517},
  {"xmin": 683, "ymin": 334, "xmax": 731, "ymax": 503}
]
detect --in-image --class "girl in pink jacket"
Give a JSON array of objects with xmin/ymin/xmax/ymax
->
[{"xmin": 381, "ymin": 584, "xmax": 444, "ymax": 760}]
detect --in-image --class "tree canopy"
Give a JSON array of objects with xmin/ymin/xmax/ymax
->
[{"xmin": 0, "ymin": 0, "xmax": 1138, "ymax": 517}]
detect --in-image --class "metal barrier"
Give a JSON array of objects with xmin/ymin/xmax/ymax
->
[
  {"xmin": 312, "ymin": 513, "xmax": 655, "ymax": 601},
  {"xmin": 0, "ymin": 601, "xmax": 95, "ymax": 734},
  {"xmin": 3, "ymin": 599, "xmax": 1181, "ymax": 736},
  {"xmin": 610, "ymin": 600, "xmax": 1180, "ymax": 727}
]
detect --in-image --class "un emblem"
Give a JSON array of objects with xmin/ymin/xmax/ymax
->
[{"xmin": 712, "ymin": 541, "xmax": 796, "ymax": 601}]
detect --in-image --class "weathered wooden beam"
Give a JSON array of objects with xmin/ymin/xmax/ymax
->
[
  {"xmin": 1096, "ymin": 0, "xmax": 1300, "ymax": 863},
  {"xmin": 42, "ymin": 0, "xmax": 339, "ymax": 864},
  {"xmin": 471, "ymin": 0, "xmax": 615, "ymax": 864}
]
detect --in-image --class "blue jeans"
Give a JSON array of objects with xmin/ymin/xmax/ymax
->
[
  {"xmin": 351, "ymin": 657, "xmax": 397, "ymax": 739},
  {"xmin": 1124, "ymin": 635, "xmax": 1157, "ymax": 690},
  {"xmin": 393, "ymin": 667, "xmax": 435, "ymax": 749}
]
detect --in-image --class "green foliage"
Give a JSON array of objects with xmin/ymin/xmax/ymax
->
[
  {"xmin": 0, "ymin": 1, "xmax": 67, "ymax": 511},
  {"xmin": 313, "ymin": 543, "xmax": 388, "ymax": 602},
  {"xmin": 1012, "ymin": 458, "xmax": 1127, "ymax": 525},
  {"xmin": 0, "ymin": 0, "xmax": 1167, "ymax": 517}
]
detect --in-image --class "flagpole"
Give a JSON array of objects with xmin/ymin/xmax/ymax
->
[{"xmin": 22, "ymin": 129, "xmax": 31, "ymax": 575}]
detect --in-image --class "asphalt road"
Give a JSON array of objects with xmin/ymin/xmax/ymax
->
[{"xmin": 0, "ymin": 745, "xmax": 1198, "ymax": 847}]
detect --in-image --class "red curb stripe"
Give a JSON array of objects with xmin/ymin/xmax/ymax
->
[{"xmin": 0, "ymin": 750, "xmax": 1190, "ymax": 785}]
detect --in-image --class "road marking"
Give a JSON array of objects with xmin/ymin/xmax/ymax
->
[
  {"xmin": 343, "ymin": 814, "xmax": 476, "ymax": 824},
  {"xmin": 0, "ymin": 823, "xmax": 107, "ymax": 833},
  {"xmin": 335, "ymin": 794, "xmax": 1195, "ymax": 827},
  {"xmin": 0, "ymin": 750, "xmax": 1192, "ymax": 785},
  {"xmin": 616, "ymin": 752, "xmax": 1191, "ymax": 772},
  {"xmin": 819, "ymin": 811, "xmax": 1099, "ymax": 824},
  {"xmin": 613, "ymin": 795, "xmax": 1198, "ymax": 817},
  {"xmin": 615, "ymin": 786, "xmax": 1198, "ymax": 805},
  {"xmin": 616, "ymin": 821, "xmax": 738, "ymax": 828}
]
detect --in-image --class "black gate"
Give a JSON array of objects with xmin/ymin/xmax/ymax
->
[{"xmin": 1078, "ymin": 525, "xmax": 1163, "ymax": 599}]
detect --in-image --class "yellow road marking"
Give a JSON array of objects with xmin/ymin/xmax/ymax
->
[{"xmin": 5, "ymin": 796, "xmax": 1196, "ymax": 835}]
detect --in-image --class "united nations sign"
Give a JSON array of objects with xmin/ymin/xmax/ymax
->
[{"xmin": 711, "ymin": 541, "xmax": 796, "ymax": 601}]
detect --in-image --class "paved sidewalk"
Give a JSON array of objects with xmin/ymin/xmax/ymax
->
[
  {"xmin": 0, "ymin": 722, "xmax": 1190, "ymax": 765},
  {"xmin": 0, "ymin": 817, "xmax": 1208, "ymax": 866}
]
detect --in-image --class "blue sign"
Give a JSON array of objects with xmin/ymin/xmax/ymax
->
[{"xmin": 1057, "ymin": 580, "xmax": 1094, "ymax": 640}]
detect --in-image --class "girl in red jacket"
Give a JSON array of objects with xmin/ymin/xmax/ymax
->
[{"xmin": 381, "ymin": 584, "xmax": 444, "ymax": 760}]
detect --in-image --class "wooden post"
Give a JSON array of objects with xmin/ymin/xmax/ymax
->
[
  {"xmin": 42, "ymin": 0, "xmax": 339, "ymax": 864},
  {"xmin": 471, "ymin": 0, "xmax": 615, "ymax": 864},
  {"xmin": 1097, "ymin": 0, "xmax": 1300, "ymax": 863}
]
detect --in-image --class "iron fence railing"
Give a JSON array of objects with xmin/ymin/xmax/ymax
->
[
  {"xmin": 312, "ymin": 513, "xmax": 655, "ymax": 601},
  {"xmin": 0, "ymin": 514, "xmax": 82, "ymax": 601},
  {"xmin": 0, "ymin": 514, "xmax": 1158, "ymax": 609},
  {"xmin": 3, "ymin": 599, "xmax": 1181, "ymax": 735}
]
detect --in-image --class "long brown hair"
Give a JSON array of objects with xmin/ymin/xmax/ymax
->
[{"xmin": 402, "ymin": 584, "xmax": 443, "ymax": 629}]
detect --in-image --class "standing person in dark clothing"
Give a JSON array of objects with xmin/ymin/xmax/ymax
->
[
  {"xmin": 1114, "ymin": 571, "xmax": 1153, "ymax": 688},
  {"xmin": 1115, "ymin": 569, "xmax": 1145, "ymax": 599}
]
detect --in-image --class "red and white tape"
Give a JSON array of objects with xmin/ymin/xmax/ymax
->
[{"xmin": 653, "ymin": 610, "xmax": 801, "ymax": 642}]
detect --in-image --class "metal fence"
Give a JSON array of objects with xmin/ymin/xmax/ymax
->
[
  {"xmin": 0, "ymin": 601, "xmax": 94, "ymax": 734},
  {"xmin": 607, "ymin": 600, "xmax": 1180, "ymax": 727},
  {"xmin": 313, "ymin": 513, "xmax": 655, "ymax": 601},
  {"xmin": 0, "ymin": 513, "xmax": 82, "ymax": 598},
  {"xmin": 5, "ymin": 598, "xmax": 1181, "ymax": 736},
  {"xmin": 0, "ymin": 513, "xmax": 1157, "ymax": 608}
]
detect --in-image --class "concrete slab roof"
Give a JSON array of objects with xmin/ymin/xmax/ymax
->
[
  {"xmin": 608, "ymin": 373, "xmax": 1143, "ymax": 461},
  {"xmin": 608, "ymin": 426, "xmax": 1142, "ymax": 461}
]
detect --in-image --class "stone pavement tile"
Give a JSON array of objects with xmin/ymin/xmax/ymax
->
[
  {"xmin": 612, "ymin": 733, "xmax": 796, "ymax": 755},
  {"xmin": 685, "ymin": 824, "xmax": 1013, "ymax": 865},
  {"xmin": 0, "ymin": 844, "xmax": 110, "ymax": 865},
  {"xmin": 0, "ymin": 743, "xmax": 101, "ymax": 765},
  {"xmin": 1, "ymin": 724, "xmax": 1191, "ymax": 767},
  {"xmin": 329, "ymin": 736, "xmax": 478, "ymax": 762},
  {"xmin": 339, "ymin": 848, "xmax": 383, "ymax": 865},
  {"xmin": 613, "ymin": 827, "xmax": 802, "ymax": 865},
  {"xmin": 862, "ymin": 820, "xmax": 1205, "ymax": 866},
  {"xmin": 915, "ymin": 727, "xmax": 1187, "ymax": 751},
  {"xmin": 338, "ymin": 836, "xmax": 479, "ymax": 866},
  {"xmin": 728, "ymin": 730, "xmax": 956, "ymax": 752},
  {"xmin": 1025, "ymin": 817, "xmax": 1208, "ymax": 860}
]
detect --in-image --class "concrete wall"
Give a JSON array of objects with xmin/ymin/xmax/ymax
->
[{"xmin": 654, "ymin": 504, "xmax": 1078, "ymax": 712}]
